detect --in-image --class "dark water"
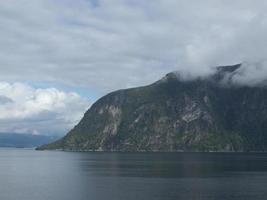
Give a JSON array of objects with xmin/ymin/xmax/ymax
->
[{"xmin": 1, "ymin": 149, "xmax": 267, "ymax": 200}]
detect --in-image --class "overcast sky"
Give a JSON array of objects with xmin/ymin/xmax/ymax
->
[{"xmin": 1, "ymin": 0, "xmax": 267, "ymax": 135}]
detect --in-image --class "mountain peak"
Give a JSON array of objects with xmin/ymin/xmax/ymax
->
[
  {"xmin": 216, "ymin": 64, "xmax": 241, "ymax": 74},
  {"xmin": 211, "ymin": 64, "xmax": 242, "ymax": 84}
]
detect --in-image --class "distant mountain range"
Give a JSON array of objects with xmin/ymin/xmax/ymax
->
[
  {"xmin": 38, "ymin": 64, "xmax": 267, "ymax": 152},
  {"xmin": 0, "ymin": 133, "xmax": 58, "ymax": 148}
]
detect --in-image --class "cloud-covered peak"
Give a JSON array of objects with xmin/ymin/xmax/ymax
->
[
  {"xmin": 161, "ymin": 61, "xmax": 267, "ymax": 88},
  {"xmin": 231, "ymin": 61, "xmax": 267, "ymax": 86},
  {"xmin": 0, "ymin": 82, "xmax": 90, "ymax": 135},
  {"xmin": 210, "ymin": 61, "xmax": 267, "ymax": 87}
]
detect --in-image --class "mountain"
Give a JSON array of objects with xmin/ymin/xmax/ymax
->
[
  {"xmin": 37, "ymin": 64, "xmax": 267, "ymax": 152},
  {"xmin": 0, "ymin": 133, "xmax": 58, "ymax": 148}
]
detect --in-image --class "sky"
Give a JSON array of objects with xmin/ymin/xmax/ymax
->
[{"xmin": 1, "ymin": 0, "xmax": 267, "ymax": 135}]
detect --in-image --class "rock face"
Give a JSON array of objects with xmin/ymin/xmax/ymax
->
[{"xmin": 38, "ymin": 64, "xmax": 267, "ymax": 152}]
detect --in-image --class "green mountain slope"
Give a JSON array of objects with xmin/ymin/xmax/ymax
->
[{"xmin": 37, "ymin": 64, "xmax": 267, "ymax": 152}]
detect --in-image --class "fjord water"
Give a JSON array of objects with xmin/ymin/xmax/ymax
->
[{"xmin": 1, "ymin": 149, "xmax": 267, "ymax": 200}]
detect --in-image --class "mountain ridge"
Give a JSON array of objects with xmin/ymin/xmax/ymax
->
[
  {"xmin": 0, "ymin": 133, "xmax": 58, "ymax": 148},
  {"xmin": 37, "ymin": 64, "xmax": 267, "ymax": 152}
]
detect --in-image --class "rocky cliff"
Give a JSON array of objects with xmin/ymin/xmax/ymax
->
[{"xmin": 37, "ymin": 64, "xmax": 267, "ymax": 152}]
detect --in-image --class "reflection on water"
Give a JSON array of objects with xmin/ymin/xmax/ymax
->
[{"xmin": 0, "ymin": 149, "xmax": 267, "ymax": 200}]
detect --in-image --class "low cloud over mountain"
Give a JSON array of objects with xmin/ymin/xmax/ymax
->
[{"xmin": 1, "ymin": 0, "xmax": 267, "ymax": 93}]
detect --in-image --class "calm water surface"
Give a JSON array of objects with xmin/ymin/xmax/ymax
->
[{"xmin": 0, "ymin": 148, "xmax": 267, "ymax": 200}]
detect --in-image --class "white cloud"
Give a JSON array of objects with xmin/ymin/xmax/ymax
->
[
  {"xmin": 0, "ymin": 82, "xmax": 90, "ymax": 135},
  {"xmin": 0, "ymin": 0, "xmax": 266, "ymax": 94}
]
